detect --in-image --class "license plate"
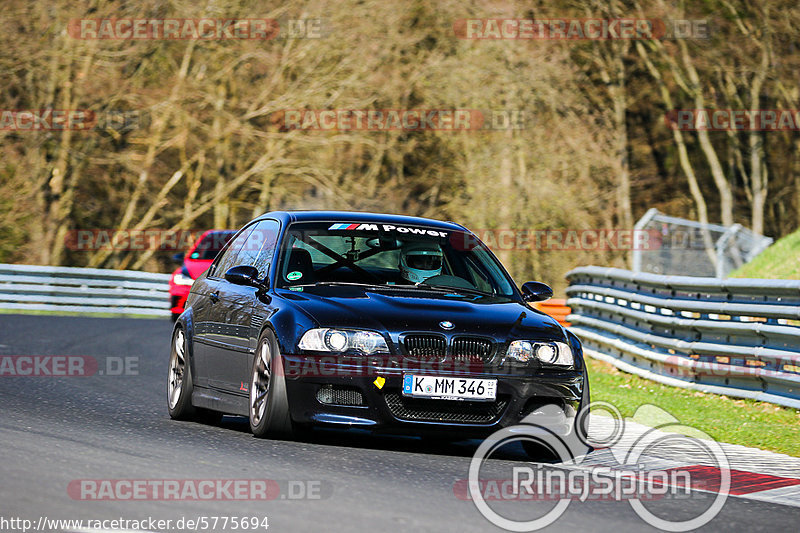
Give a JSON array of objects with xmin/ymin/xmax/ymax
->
[{"xmin": 402, "ymin": 374, "xmax": 497, "ymax": 401}]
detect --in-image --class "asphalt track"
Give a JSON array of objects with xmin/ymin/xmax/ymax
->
[{"xmin": 0, "ymin": 314, "xmax": 797, "ymax": 532}]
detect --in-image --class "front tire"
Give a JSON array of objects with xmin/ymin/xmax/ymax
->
[
  {"xmin": 522, "ymin": 372, "xmax": 591, "ymax": 461},
  {"xmin": 576, "ymin": 371, "xmax": 591, "ymax": 443},
  {"xmin": 249, "ymin": 329, "xmax": 294, "ymax": 438}
]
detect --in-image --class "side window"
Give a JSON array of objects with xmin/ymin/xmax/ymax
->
[
  {"xmin": 209, "ymin": 225, "xmax": 256, "ymax": 278},
  {"xmin": 238, "ymin": 219, "xmax": 281, "ymax": 279}
]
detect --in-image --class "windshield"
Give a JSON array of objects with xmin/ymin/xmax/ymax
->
[{"xmin": 276, "ymin": 221, "xmax": 516, "ymax": 297}]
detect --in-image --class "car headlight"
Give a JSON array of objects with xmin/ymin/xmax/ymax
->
[
  {"xmin": 298, "ymin": 328, "xmax": 390, "ymax": 355},
  {"xmin": 173, "ymin": 271, "xmax": 195, "ymax": 286},
  {"xmin": 506, "ymin": 340, "xmax": 573, "ymax": 366}
]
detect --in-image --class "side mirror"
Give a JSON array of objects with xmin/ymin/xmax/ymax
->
[
  {"xmin": 521, "ymin": 281, "xmax": 553, "ymax": 302},
  {"xmin": 172, "ymin": 252, "xmax": 185, "ymax": 264},
  {"xmin": 225, "ymin": 265, "xmax": 267, "ymax": 290}
]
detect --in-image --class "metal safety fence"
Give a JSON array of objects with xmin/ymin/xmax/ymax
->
[
  {"xmin": 0, "ymin": 263, "xmax": 171, "ymax": 317},
  {"xmin": 566, "ymin": 266, "xmax": 800, "ymax": 409},
  {"xmin": 632, "ymin": 208, "xmax": 773, "ymax": 278}
]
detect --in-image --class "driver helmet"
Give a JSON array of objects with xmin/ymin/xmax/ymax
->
[{"xmin": 399, "ymin": 241, "xmax": 443, "ymax": 283}]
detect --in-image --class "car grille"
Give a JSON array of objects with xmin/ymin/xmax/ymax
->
[
  {"xmin": 401, "ymin": 334, "xmax": 496, "ymax": 364},
  {"xmin": 403, "ymin": 335, "xmax": 447, "ymax": 360},
  {"xmin": 451, "ymin": 336, "xmax": 494, "ymax": 363},
  {"xmin": 384, "ymin": 393, "xmax": 507, "ymax": 424}
]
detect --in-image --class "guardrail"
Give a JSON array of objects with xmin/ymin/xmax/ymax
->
[
  {"xmin": 566, "ymin": 266, "xmax": 800, "ymax": 409},
  {"xmin": 0, "ymin": 263, "xmax": 171, "ymax": 317}
]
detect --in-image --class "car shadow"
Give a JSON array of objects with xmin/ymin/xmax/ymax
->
[{"xmin": 215, "ymin": 415, "xmax": 570, "ymax": 463}]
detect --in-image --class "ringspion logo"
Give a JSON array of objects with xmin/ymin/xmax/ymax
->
[{"xmin": 466, "ymin": 403, "xmax": 730, "ymax": 531}]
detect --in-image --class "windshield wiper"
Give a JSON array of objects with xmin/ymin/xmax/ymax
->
[
  {"xmin": 290, "ymin": 281, "xmax": 494, "ymax": 297},
  {"xmin": 299, "ymin": 281, "xmax": 388, "ymax": 289},
  {"xmin": 413, "ymin": 282, "xmax": 493, "ymax": 297},
  {"xmin": 292, "ymin": 281, "xmax": 417, "ymax": 290}
]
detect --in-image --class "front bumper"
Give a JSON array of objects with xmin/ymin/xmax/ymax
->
[{"xmin": 281, "ymin": 354, "xmax": 585, "ymax": 438}]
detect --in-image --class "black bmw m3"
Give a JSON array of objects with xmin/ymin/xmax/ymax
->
[{"xmin": 167, "ymin": 211, "xmax": 589, "ymax": 448}]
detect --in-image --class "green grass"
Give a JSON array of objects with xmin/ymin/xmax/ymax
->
[
  {"xmin": 588, "ymin": 358, "xmax": 800, "ymax": 457},
  {"xmin": 730, "ymin": 227, "xmax": 800, "ymax": 279}
]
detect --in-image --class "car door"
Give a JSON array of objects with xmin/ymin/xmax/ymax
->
[
  {"xmin": 191, "ymin": 224, "xmax": 256, "ymax": 390},
  {"xmin": 203, "ymin": 219, "xmax": 281, "ymax": 394}
]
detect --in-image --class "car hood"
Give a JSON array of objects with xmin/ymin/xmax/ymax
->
[{"xmin": 277, "ymin": 285, "xmax": 564, "ymax": 341}]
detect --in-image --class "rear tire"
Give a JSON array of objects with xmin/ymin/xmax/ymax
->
[
  {"xmin": 249, "ymin": 329, "xmax": 294, "ymax": 439},
  {"xmin": 167, "ymin": 327, "xmax": 195, "ymax": 420},
  {"xmin": 167, "ymin": 327, "xmax": 223, "ymax": 425}
]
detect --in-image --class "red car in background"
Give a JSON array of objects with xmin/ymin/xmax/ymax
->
[{"xmin": 168, "ymin": 229, "xmax": 235, "ymax": 321}]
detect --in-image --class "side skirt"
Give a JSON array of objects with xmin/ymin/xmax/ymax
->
[{"xmin": 192, "ymin": 387, "xmax": 249, "ymax": 416}]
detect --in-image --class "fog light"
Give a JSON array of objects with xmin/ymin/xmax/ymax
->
[{"xmin": 316, "ymin": 385, "xmax": 364, "ymax": 406}]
